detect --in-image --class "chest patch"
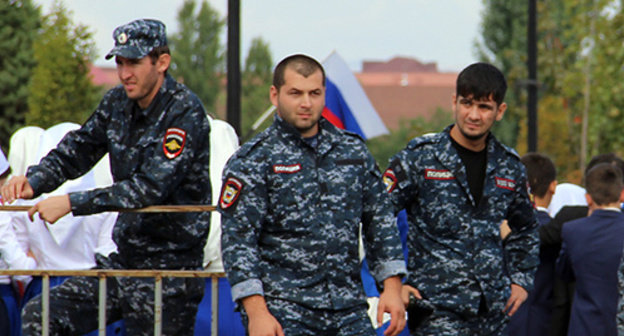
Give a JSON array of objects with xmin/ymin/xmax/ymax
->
[
  {"xmin": 163, "ymin": 128, "xmax": 186, "ymax": 159},
  {"xmin": 273, "ymin": 164, "xmax": 301, "ymax": 174},
  {"xmin": 424, "ymin": 169, "xmax": 455, "ymax": 180},
  {"xmin": 382, "ymin": 169, "xmax": 397, "ymax": 192},
  {"xmin": 220, "ymin": 177, "xmax": 243, "ymax": 209},
  {"xmin": 495, "ymin": 177, "xmax": 516, "ymax": 190}
]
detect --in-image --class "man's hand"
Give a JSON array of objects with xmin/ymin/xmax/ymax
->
[
  {"xmin": 504, "ymin": 283, "xmax": 528, "ymax": 316},
  {"xmin": 27, "ymin": 195, "xmax": 71, "ymax": 223},
  {"xmin": 400, "ymin": 284, "xmax": 422, "ymax": 307},
  {"xmin": 242, "ymin": 295, "xmax": 284, "ymax": 336},
  {"xmin": 0, "ymin": 175, "xmax": 34, "ymax": 203},
  {"xmin": 378, "ymin": 276, "xmax": 406, "ymax": 336}
]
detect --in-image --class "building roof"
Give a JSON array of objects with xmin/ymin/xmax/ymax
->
[
  {"xmin": 362, "ymin": 56, "xmax": 438, "ymax": 73},
  {"xmin": 356, "ymin": 71, "xmax": 457, "ymax": 130},
  {"xmin": 88, "ymin": 64, "xmax": 118, "ymax": 89}
]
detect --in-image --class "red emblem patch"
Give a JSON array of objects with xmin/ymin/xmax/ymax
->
[
  {"xmin": 163, "ymin": 128, "xmax": 186, "ymax": 159},
  {"xmin": 220, "ymin": 177, "xmax": 243, "ymax": 209},
  {"xmin": 382, "ymin": 169, "xmax": 397, "ymax": 193}
]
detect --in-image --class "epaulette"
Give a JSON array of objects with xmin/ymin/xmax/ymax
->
[
  {"xmin": 235, "ymin": 128, "xmax": 272, "ymax": 158},
  {"xmin": 498, "ymin": 142, "xmax": 521, "ymax": 160},
  {"xmin": 341, "ymin": 129, "xmax": 365, "ymax": 144},
  {"xmin": 406, "ymin": 132, "xmax": 439, "ymax": 150}
]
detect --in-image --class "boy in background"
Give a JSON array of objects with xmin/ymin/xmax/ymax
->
[
  {"xmin": 509, "ymin": 152, "xmax": 557, "ymax": 336},
  {"xmin": 557, "ymin": 162, "xmax": 624, "ymax": 336}
]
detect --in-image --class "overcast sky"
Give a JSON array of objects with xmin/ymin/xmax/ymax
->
[{"xmin": 33, "ymin": 0, "xmax": 484, "ymax": 72}]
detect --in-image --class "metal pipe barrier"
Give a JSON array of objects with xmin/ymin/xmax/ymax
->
[
  {"xmin": 0, "ymin": 269, "xmax": 226, "ymax": 336},
  {"xmin": 0, "ymin": 204, "xmax": 223, "ymax": 336}
]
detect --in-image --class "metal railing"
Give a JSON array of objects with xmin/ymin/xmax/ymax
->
[
  {"xmin": 0, "ymin": 204, "xmax": 224, "ymax": 336},
  {"xmin": 0, "ymin": 269, "xmax": 226, "ymax": 336}
]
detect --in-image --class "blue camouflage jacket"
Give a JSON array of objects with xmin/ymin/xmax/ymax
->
[
  {"xmin": 27, "ymin": 74, "xmax": 212, "ymax": 269},
  {"xmin": 219, "ymin": 115, "xmax": 406, "ymax": 309},
  {"xmin": 383, "ymin": 126, "xmax": 538, "ymax": 315}
]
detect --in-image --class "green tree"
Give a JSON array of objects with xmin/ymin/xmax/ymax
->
[
  {"xmin": 241, "ymin": 37, "xmax": 273, "ymax": 140},
  {"xmin": 0, "ymin": 0, "xmax": 40, "ymax": 150},
  {"xmin": 169, "ymin": 0, "xmax": 225, "ymax": 114},
  {"xmin": 26, "ymin": 1, "xmax": 99, "ymax": 128},
  {"xmin": 476, "ymin": 1, "xmax": 528, "ymax": 148}
]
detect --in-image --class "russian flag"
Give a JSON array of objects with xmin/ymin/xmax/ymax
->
[{"xmin": 322, "ymin": 52, "xmax": 388, "ymax": 140}]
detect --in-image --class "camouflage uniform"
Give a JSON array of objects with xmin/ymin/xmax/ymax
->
[
  {"xmin": 219, "ymin": 116, "xmax": 406, "ymax": 335},
  {"xmin": 383, "ymin": 126, "xmax": 539, "ymax": 335},
  {"xmin": 21, "ymin": 19, "xmax": 211, "ymax": 336}
]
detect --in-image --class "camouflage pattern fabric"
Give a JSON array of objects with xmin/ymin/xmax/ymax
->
[
  {"xmin": 240, "ymin": 298, "xmax": 376, "ymax": 335},
  {"xmin": 105, "ymin": 19, "xmax": 167, "ymax": 60},
  {"xmin": 383, "ymin": 125, "xmax": 538, "ymax": 333},
  {"xmin": 219, "ymin": 116, "xmax": 405, "ymax": 317},
  {"xmin": 27, "ymin": 73, "xmax": 212, "ymax": 270}
]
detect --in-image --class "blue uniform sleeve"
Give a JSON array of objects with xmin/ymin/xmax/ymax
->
[
  {"xmin": 70, "ymin": 109, "xmax": 209, "ymax": 215},
  {"xmin": 219, "ymin": 151, "xmax": 269, "ymax": 302},
  {"xmin": 27, "ymin": 97, "xmax": 110, "ymax": 196},
  {"xmin": 361, "ymin": 151, "xmax": 407, "ymax": 284},
  {"xmin": 504, "ymin": 168, "xmax": 540, "ymax": 291}
]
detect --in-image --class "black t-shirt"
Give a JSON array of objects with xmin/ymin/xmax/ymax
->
[{"xmin": 450, "ymin": 136, "xmax": 487, "ymax": 206}]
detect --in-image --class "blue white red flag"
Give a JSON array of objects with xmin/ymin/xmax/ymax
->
[{"xmin": 322, "ymin": 52, "xmax": 388, "ymax": 139}]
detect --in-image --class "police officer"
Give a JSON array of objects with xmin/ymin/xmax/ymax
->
[
  {"xmin": 219, "ymin": 54, "xmax": 406, "ymax": 336},
  {"xmin": 1, "ymin": 19, "xmax": 211, "ymax": 335},
  {"xmin": 383, "ymin": 62, "xmax": 539, "ymax": 335}
]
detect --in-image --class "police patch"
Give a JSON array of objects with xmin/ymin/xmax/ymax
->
[
  {"xmin": 220, "ymin": 177, "xmax": 243, "ymax": 209},
  {"xmin": 273, "ymin": 164, "xmax": 301, "ymax": 174},
  {"xmin": 424, "ymin": 169, "xmax": 455, "ymax": 180},
  {"xmin": 163, "ymin": 128, "xmax": 186, "ymax": 159},
  {"xmin": 382, "ymin": 169, "xmax": 397, "ymax": 192},
  {"xmin": 495, "ymin": 177, "xmax": 516, "ymax": 190}
]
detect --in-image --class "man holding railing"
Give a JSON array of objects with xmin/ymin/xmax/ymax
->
[{"xmin": 1, "ymin": 18, "xmax": 212, "ymax": 335}]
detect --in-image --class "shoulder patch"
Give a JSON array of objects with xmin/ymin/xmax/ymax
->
[
  {"xmin": 382, "ymin": 168, "xmax": 397, "ymax": 192},
  {"xmin": 219, "ymin": 176, "xmax": 244, "ymax": 209},
  {"xmin": 163, "ymin": 128, "xmax": 186, "ymax": 159}
]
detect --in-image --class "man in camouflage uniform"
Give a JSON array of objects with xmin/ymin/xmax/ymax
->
[
  {"xmin": 383, "ymin": 63, "xmax": 539, "ymax": 335},
  {"xmin": 1, "ymin": 19, "xmax": 211, "ymax": 335},
  {"xmin": 219, "ymin": 54, "xmax": 407, "ymax": 336}
]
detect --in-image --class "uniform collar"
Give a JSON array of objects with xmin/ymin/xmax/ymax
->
[
  {"xmin": 273, "ymin": 115, "xmax": 342, "ymax": 154},
  {"xmin": 124, "ymin": 74, "xmax": 175, "ymax": 119}
]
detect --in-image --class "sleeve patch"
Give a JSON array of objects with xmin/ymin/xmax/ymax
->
[
  {"xmin": 382, "ymin": 169, "xmax": 397, "ymax": 193},
  {"xmin": 163, "ymin": 128, "xmax": 186, "ymax": 159},
  {"xmin": 219, "ymin": 176, "xmax": 244, "ymax": 209}
]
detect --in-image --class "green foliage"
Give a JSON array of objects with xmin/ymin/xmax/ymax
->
[
  {"xmin": 476, "ymin": 1, "xmax": 528, "ymax": 148},
  {"xmin": 367, "ymin": 108, "xmax": 453, "ymax": 167},
  {"xmin": 478, "ymin": 0, "xmax": 624, "ymax": 183},
  {"xmin": 0, "ymin": 0, "xmax": 39, "ymax": 150},
  {"xmin": 169, "ymin": 0, "xmax": 225, "ymax": 114},
  {"xmin": 241, "ymin": 37, "xmax": 273, "ymax": 140},
  {"xmin": 26, "ymin": 1, "xmax": 99, "ymax": 128}
]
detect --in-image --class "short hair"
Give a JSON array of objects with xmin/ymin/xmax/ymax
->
[
  {"xmin": 456, "ymin": 62, "xmax": 507, "ymax": 106},
  {"xmin": 521, "ymin": 152, "xmax": 556, "ymax": 198},
  {"xmin": 585, "ymin": 162, "xmax": 624, "ymax": 205},
  {"xmin": 148, "ymin": 45, "xmax": 170, "ymax": 74},
  {"xmin": 585, "ymin": 153, "xmax": 624, "ymax": 183},
  {"xmin": 272, "ymin": 54, "xmax": 325, "ymax": 90}
]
